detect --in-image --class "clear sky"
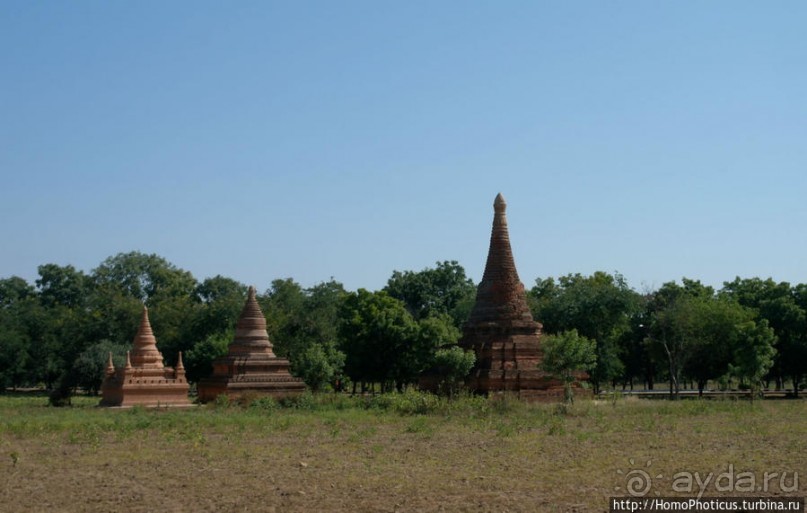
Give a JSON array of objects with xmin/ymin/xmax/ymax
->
[{"xmin": 2, "ymin": 2, "xmax": 805, "ymax": 293}]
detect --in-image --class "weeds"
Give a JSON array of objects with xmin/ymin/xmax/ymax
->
[
  {"xmin": 277, "ymin": 391, "xmax": 318, "ymax": 410},
  {"xmin": 248, "ymin": 397, "xmax": 278, "ymax": 413},
  {"xmin": 404, "ymin": 416, "xmax": 433, "ymax": 437},
  {"xmin": 546, "ymin": 416, "xmax": 566, "ymax": 436},
  {"xmin": 213, "ymin": 394, "xmax": 231, "ymax": 409},
  {"xmin": 1, "ymin": 391, "xmax": 803, "ymax": 446}
]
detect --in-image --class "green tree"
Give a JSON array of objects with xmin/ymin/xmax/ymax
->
[
  {"xmin": 722, "ymin": 278, "xmax": 806, "ymax": 396},
  {"xmin": 261, "ymin": 278, "xmax": 347, "ymax": 390},
  {"xmin": 0, "ymin": 276, "xmax": 36, "ymax": 390},
  {"xmin": 184, "ymin": 333, "xmax": 231, "ymax": 384},
  {"xmin": 529, "ymin": 272, "xmax": 640, "ymax": 393},
  {"xmin": 408, "ymin": 313, "xmax": 462, "ymax": 389},
  {"xmin": 36, "ymin": 264, "xmax": 91, "ymax": 308},
  {"xmin": 541, "ymin": 330, "xmax": 597, "ymax": 403},
  {"xmin": 790, "ymin": 283, "xmax": 807, "ymax": 396},
  {"xmin": 0, "ymin": 276, "xmax": 35, "ymax": 308},
  {"xmin": 294, "ymin": 344, "xmax": 344, "ymax": 392},
  {"xmin": 91, "ymin": 252, "xmax": 198, "ymax": 364},
  {"xmin": 686, "ymin": 297, "xmax": 753, "ymax": 395},
  {"xmin": 385, "ymin": 260, "xmax": 476, "ymax": 327},
  {"xmin": 72, "ymin": 340, "xmax": 128, "ymax": 395},
  {"xmin": 616, "ymin": 298, "xmax": 656, "ymax": 390},
  {"xmin": 92, "ymin": 251, "xmax": 196, "ymax": 302},
  {"xmin": 29, "ymin": 264, "xmax": 96, "ymax": 403},
  {"xmin": 646, "ymin": 280, "xmax": 763, "ymax": 398},
  {"xmin": 189, "ymin": 276, "xmax": 247, "ymax": 345},
  {"xmin": 729, "ymin": 320, "xmax": 777, "ymax": 400},
  {"xmin": 338, "ymin": 289, "xmax": 420, "ymax": 392},
  {"xmin": 647, "ymin": 281, "xmax": 712, "ymax": 399},
  {"xmin": 431, "ymin": 346, "xmax": 476, "ymax": 397},
  {"xmin": 260, "ymin": 278, "xmax": 306, "ymax": 349},
  {"xmin": 0, "ymin": 326, "xmax": 30, "ymax": 390}
]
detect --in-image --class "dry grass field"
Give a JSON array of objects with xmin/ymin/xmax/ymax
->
[{"xmin": 1, "ymin": 392, "xmax": 805, "ymax": 513}]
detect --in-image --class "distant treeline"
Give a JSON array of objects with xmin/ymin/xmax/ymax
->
[{"xmin": 1, "ymin": 251, "xmax": 805, "ymax": 400}]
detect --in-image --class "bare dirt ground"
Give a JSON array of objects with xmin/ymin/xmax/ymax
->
[{"xmin": 1, "ymin": 396, "xmax": 805, "ymax": 513}]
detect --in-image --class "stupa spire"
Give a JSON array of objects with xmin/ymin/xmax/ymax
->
[
  {"xmin": 175, "ymin": 351, "xmax": 186, "ymax": 379},
  {"xmin": 467, "ymin": 193, "xmax": 534, "ymax": 325},
  {"xmin": 129, "ymin": 306, "xmax": 164, "ymax": 369},
  {"xmin": 105, "ymin": 352, "xmax": 115, "ymax": 376},
  {"xmin": 230, "ymin": 286, "xmax": 275, "ymax": 356},
  {"xmin": 197, "ymin": 285, "xmax": 305, "ymax": 402}
]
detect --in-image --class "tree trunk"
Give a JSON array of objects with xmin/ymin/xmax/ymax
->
[
  {"xmin": 667, "ymin": 360, "xmax": 677, "ymax": 400},
  {"xmin": 662, "ymin": 339, "xmax": 678, "ymax": 400},
  {"xmin": 564, "ymin": 383, "xmax": 574, "ymax": 404}
]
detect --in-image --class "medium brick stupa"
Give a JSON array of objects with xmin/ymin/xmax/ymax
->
[
  {"xmin": 100, "ymin": 306, "xmax": 191, "ymax": 407},
  {"xmin": 197, "ymin": 286, "xmax": 305, "ymax": 402},
  {"xmin": 459, "ymin": 193, "xmax": 564, "ymax": 399}
]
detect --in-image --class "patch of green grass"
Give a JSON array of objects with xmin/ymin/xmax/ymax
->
[{"xmin": 404, "ymin": 416, "xmax": 433, "ymax": 437}]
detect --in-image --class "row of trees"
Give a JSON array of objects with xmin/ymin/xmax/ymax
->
[
  {"xmin": 1, "ymin": 252, "xmax": 806, "ymax": 400},
  {"xmin": 0, "ymin": 254, "xmax": 477, "ymax": 401},
  {"xmin": 529, "ymin": 273, "xmax": 807, "ymax": 398}
]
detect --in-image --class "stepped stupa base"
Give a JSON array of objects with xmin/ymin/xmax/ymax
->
[
  {"xmin": 197, "ymin": 355, "xmax": 306, "ymax": 401},
  {"xmin": 198, "ymin": 379, "xmax": 306, "ymax": 402},
  {"xmin": 100, "ymin": 384, "xmax": 192, "ymax": 407},
  {"xmin": 469, "ymin": 370, "xmax": 566, "ymax": 401}
]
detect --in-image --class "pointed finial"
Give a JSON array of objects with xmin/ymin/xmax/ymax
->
[
  {"xmin": 494, "ymin": 193, "xmax": 506, "ymax": 212},
  {"xmin": 138, "ymin": 305, "xmax": 154, "ymax": 336},
  {"xmin": 174, "ymin": 351, "xmax": 186, "ymax": 379},
  {"xmin": 105, "ymin": 351, "xmax": 115, "ymax": 376},
  {"xmin": 125, "ymin": 351, "xmax": 133, "ymax": 370},
  {"xmin": 248, "ymin": 285, "xmax": 256, "ymax": 299}
]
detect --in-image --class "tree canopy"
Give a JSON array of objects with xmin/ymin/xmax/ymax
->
[
  {"xmin": 385, "ymin": 260, "xmax": 476, "ymax": 327},
  {"xmin": 1, "ymin": 253, "xmax": 804, "ymax": 401}
]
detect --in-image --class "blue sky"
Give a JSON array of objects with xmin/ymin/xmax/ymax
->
[{"xmin": 2, "ymin": 2, "xmax": 806, "ymax": 293}]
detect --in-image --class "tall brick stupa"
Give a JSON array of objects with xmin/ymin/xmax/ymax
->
[
  {"xmin": 197, "ymin": 286, "xmax": 305, "ymax": 402},
  {"xmin": 459, "ymin": 193, "xmax": 564, "ymax": 399},
  {"xmin": 100, "ymin": 306, "xmax": 191, "ymax": 407}
]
